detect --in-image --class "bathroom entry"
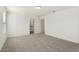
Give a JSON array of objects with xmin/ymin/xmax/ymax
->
[{"xmin": 30, "ymin": 19, "xmax": 34, "ymax": 34}]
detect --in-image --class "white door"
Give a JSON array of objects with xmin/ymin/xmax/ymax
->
[
  {"xmin": 41, "ymin": 19, "xmax": 45, "ymax": 33},
  {"xmin": 34, "ymin": 18, "xmax": 41, "ymax": 34},
  {"xmin": 0, "ymin": 7, "xmax": 6, "ymax": 50}
]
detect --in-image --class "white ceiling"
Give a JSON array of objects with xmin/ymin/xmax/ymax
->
[{"xmin": 6, "ymin": 6, "xmax": 76, "ymax": 16}]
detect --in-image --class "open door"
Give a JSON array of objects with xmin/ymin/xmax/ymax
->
[{"xmin": 30, "ymin": 19, "xmax": 34, "ymax": 34}]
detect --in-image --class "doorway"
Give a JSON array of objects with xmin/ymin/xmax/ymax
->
[
  {"xmin": 30, "ymin": 19, "xmax": 34, "ymax": 34},
  {"xmin": 30, "ymin": 18, "xmax": 45, "ymax": 34}
]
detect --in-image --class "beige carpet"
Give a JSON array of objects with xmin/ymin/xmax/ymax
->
[{"xmin": 1, "ymin": 34, "xmax": 79, "ymax": 52}]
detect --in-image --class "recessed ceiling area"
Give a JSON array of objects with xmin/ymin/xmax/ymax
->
[{"xmin": 6, "ymin": 6, "xmax": 76, "ymax": 16}]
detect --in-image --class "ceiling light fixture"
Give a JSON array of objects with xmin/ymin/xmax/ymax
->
[{"xmin": 36, "ymin": 6, "xmax": 41, "ymax": 9}]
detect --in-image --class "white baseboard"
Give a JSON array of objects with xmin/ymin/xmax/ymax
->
[
  {"xmin": 45, "ymin": 34, "xmax": 79, "ymax": 44},
  {"xmin": 7, "ymin": 33, "xmax": 30, "ymax": 38}
]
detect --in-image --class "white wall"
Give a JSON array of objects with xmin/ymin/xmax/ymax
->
[
  {"xmin": 7, "ymin": 12, "xmax": 30, "ymax": 37},
  {"xmin": 0, "ymin": 7, "xmax": 7, "ymax": 50},
  {"xmin": 45, "ymin": 7, "xmax": 79, "ymax": 43},
  {"xmin": 7, "ymin": 13, "xmax": 42, "ymax": 37}
]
